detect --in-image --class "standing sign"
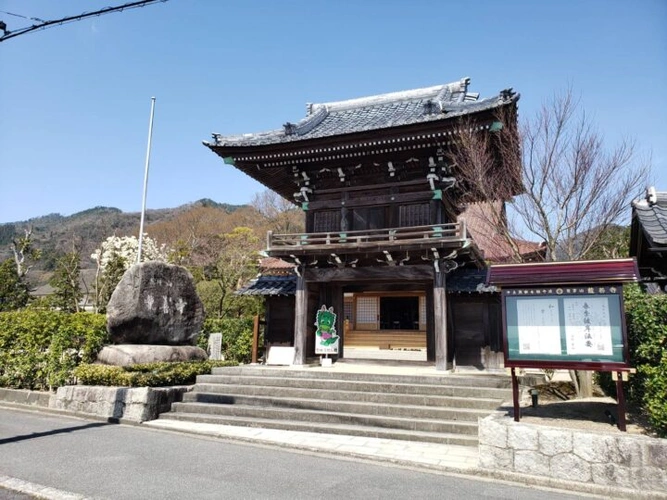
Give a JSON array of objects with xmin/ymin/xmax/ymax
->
[
  {"xmin": 486, "ymin": 258, "xmax": 640, "ymax": 431},
  {"xmin": 315, "ymin": 305, "xmax": 339, "ymax": 355},
  {"xmin": 503, "ymin": 286, "xmax": 627, "ymax": 368}
]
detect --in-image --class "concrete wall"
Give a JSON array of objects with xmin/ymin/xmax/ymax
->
[
  {"xmin": 479, "ymin": 413, "xmax": 667, "ymax": 494},
  {"xmin": 51, "ymin": 386, "xmax": 190, "ymax": 422},
  {"xmin": 0, "ymin": 388, "xmax": 53, "ymax": 407}
]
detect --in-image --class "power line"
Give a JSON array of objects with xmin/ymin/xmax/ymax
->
[
  {"xmin": 0, "ymin": 0, "xmax": 169, "ymax": 43},
  {"xmin": 0, "ymin": 11, "xmax": 46, "ymax": 23}
]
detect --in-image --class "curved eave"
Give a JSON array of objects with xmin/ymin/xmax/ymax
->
[{"xmin": 204, "ymin": 96, "xmax": 518, "ymax": 162}]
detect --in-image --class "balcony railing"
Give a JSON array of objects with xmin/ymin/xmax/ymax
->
[{"xmin": 267, "ymin": 222, "xmax": 467, "ymax": 254}]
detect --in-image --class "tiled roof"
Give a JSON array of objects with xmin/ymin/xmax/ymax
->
[
  {"xmin": 259, "ymin": 257, "xmax": 295, "ymax": 275},
  {"xmin": 208, "ymin": 78, "xmax": 518, "ymax": 148},
  {"xmin": 236, "ymin": 275, "xmax": 296, "ymax": 296},
  {"xmin": 487, "ymin": 259, "xmax": 639, "ymax": 287},
  {"xmin": 632, "ymin": 188, "xmax": 667, "ymax": 247}
]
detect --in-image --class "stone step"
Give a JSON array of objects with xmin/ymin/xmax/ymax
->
[
  {"xmin": 196, "ymin": 374, "xmax": 511, "ymax": 400},
  {"xmin": 209, "ymin": 366, "xmax": 511, "ymax": 389},
  {"xmin": 169, "ymin": 402, "xmax": 479, "ymax": 435},
  {"xmin": 185, "ymin": 384, "xmax": 503, "ymax": 410},
  {"xmin": 157, "ymin": 412, "xmax": 479, "ymax": 446},
  {"xmin": 181, "ymin": 393, "xmax": 492, "ymax": 421}
]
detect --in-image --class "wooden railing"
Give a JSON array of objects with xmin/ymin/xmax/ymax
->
[{"xmin": 267, "ymin": 221, "xmax": 467, "ymax": 251}]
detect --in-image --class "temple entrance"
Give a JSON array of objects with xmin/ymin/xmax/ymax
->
[
  {"xmin": 380, "ymin": 296, "xmax": 419, "ymax": 330},
  {"xmin": 343, "ymin": 291, "xmax": 427, "ymax": 361}
]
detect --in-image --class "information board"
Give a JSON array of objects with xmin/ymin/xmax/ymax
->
[{"xmin": 503, "ymin": 285, "xmax": 628, "ymax": 368}]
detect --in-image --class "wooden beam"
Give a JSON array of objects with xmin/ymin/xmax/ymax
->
[
  {"xmin": 433, "ymin": 267, "xmax": 448, "ymax": 371},
  {"xmin": 308, "ymin": 190, "xmax": 434, "ymax": 210},
  {"xmin": 315, "ymin": 178, "xmax": 427, "ymax": 195},
  {"xmin": 293, "ymin": 272, "xmax": 308, "ymax": 365},
  {"xmin": 305, "ymin": 265, "xmax": 433, "ymax": 283}
]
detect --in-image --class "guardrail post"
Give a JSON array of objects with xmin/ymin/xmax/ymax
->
[{"xmin": 267, "ymin": 230, "xmax": 273, "ymax": 250}]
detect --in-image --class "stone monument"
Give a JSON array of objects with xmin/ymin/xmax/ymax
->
[{"xmin": 96, "ymin": 261, "xmax": 208, "ymax": 366}]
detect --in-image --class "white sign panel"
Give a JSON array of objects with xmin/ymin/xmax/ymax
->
[
  {"xmin": 564, "ymin": 297, "xmax": 613, "ymax": 355},
  {"xmin": 516, "ymin": 298, "xmax": 561, "ymax": 355}
]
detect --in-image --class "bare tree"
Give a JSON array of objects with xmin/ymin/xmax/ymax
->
[
  {"xmin": 252, "ymin": 190, "xmax": 304, "ymax": 234},
  {"xmin": 11, "ymin": 228, "xmax": 41, "ymax": 278},
  {"xmin": 450, "ymin": 88, "xmax": 651, "ymax": 397},
  {"xmin": 453, "ymin": 89, "xmax": 649, "ymax": 264}
]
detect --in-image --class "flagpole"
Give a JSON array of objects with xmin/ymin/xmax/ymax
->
[{"xmin": 137, "ymin": 96, "xmax": 156, "ymax": 263}]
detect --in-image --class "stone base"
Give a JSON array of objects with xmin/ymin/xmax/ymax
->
[
  {"xmin": 478, "ymin": 413, "xmax": 667, "ymax": 493},
  {"xmin": 96, "ymin": 345, "xmax": 208, "ymax": 367},
  {"xmin": 53, "ymin": 385, "xmax": 190, "ymax": 422}
]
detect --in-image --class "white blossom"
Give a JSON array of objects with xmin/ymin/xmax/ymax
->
[{"xmin": 91, "ymin": 234, "xmax": 170, "ymax": 275}]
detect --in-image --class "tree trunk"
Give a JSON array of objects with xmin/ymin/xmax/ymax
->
[
  {"xmin": 570, "ymin": 369, "xmax": 593, "ymax": 398},
  {"xmin": 577, "ymin": 370, "xmax": 594, "ymax": 398}
]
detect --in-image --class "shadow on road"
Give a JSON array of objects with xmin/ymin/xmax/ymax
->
[{"xmin": 0, "ymin": 421, "xmax": 110, "ymax": 445}]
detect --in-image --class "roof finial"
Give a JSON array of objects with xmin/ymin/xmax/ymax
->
[
  {"xmin": 284, "ymin": 122, "xmax": 298, "ymax": 135},
  {"xmin": 500, "ymin": 88, "xmax": 516, "ymax": 101}
]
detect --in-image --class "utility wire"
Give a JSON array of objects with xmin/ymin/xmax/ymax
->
[
  {"xmin": 0, "ymin": 0, "xmax": 168, "ymax": 43},
  {"xmin": 0, "ymin": 11, "xmax": 46, "ymax": 23}
]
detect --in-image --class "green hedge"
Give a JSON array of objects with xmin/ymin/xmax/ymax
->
[
  {"xmin": 197, "ymin": 317, "xmax": 259, "ymax": 364},
  {"xmin": 73, "ymin": 360, "xmax": 236, "ymax": 387},
  {"xmin": 600, "ymin": 285, "xmax": 667, "ymax": 437},
  {"xmin": 0, "ymin": 310, "xmax": 108, "ymax": 390},
  {"xmin": 623, "ymin": 285, "xmax": 667, "ymax": 437}
]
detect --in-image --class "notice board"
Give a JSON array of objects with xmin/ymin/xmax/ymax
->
[{"xmin": 503, "ymin": 285, "xmax": 629, "ymax": 369}]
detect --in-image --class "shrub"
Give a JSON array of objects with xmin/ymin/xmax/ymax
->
[
  {"xmin": 198, "ymin": 317, "xmax": 258, "ymax": 364},
  {"xmin": 610, "ymin": 285, "xmax": 667, "ymax": 437},
  {"xmin": 0, "ymin": 310, "xmax": 108, "ymax": 390},
  {"xmin": 73, "ymin": 360, "xmax": 235, "ymax": 387}
]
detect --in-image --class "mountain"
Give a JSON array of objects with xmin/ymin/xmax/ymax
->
[{"xmin": 0, "ymin": 199, "xmax": 246, "ymax": 277}]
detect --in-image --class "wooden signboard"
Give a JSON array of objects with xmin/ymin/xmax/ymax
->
[
  {"xmin": 503, "ymin": 285, "xmax": 629, "ymax": 370},
  {"xmin": 487, "ymin": 259, "xmax": 640, "ymax": 431}
]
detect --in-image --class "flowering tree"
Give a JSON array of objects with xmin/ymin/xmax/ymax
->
[{"xmin": 91, "ymin": 234, "xmax": 170, "ymax": 312}]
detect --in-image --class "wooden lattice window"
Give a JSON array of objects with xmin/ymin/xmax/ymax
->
[
  {"xmin": 313, "ymin": 210, "xmax": 341, "ymax": 232},
  {"xmin": 419, "ymin": 295, "xmax": 426, "ymax": 325},
  {"xmin": 399, "ymin": 203, "xmax": 430, "ymax": 227},
  {"xmin": 355, "ymin": 297, "xmax": 378, "ymax": 324},
  {"xmin": 344, "ymin": 299, "xmax": 353, "ymax": 322}
]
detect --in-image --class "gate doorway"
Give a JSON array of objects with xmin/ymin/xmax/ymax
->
[{"xmin": 343, "ymin": 291, "xmax": 426, "ymax": 361}]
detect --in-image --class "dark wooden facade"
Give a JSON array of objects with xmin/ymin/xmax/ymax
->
[
  {"xmin": 630, "ymin": 188, "xmax": 667, "ymax": 293},
  {"xmin": 212, "ymin": 78, "xmax": 521, "ymax": 370}
]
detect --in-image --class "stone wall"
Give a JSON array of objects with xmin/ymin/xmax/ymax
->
[
  {"xmin": 479, "ymin": 413, "xmax": 667, "ymax": 494},
  {"xmin": 51, "ymin": 386, "xmax": 190, "ymax": 422}
]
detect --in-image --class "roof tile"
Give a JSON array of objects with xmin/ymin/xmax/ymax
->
[
  {"xmin": 632, "ymin": 190, "xmax": 667, "ymax": 246},
  {"xmin": 208, "ymin": 78, "xmax": 518, "ymax": 148}
]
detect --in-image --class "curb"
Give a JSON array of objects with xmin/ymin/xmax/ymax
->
[{"xmin": 2, "ymin": 398, "xmax": 666, "ymax": 499}]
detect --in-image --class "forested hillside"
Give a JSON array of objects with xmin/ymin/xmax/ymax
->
[{"xmin": 0, "ymin": 191, "xmax": 304, "ymax": 298}]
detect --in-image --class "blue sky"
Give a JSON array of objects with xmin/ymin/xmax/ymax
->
[{"xmin": 0, "ymin": 0, "xmax": 665, "ymax": 223}]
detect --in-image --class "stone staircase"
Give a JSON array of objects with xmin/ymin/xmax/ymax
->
[{"xmin": 157, "ymin": 366, "xmax": 512, "ymax": 447}]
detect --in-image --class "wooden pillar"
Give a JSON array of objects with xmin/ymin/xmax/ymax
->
[
  {"xmin": 433, "ymin": 266, "xmax": 448, "ymax": 371},
  {"xmin": 252, "ymin": 315, "xmax": 260, "ymax": 364},
  {"xmin": 426, "ymin": 287, "xmax": 435, "ymax": 362},
  {"xmin": 293, "ymin": 271, "xmax": 308, "ymax": 365}
]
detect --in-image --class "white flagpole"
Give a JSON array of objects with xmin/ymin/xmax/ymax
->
[{"xmin": 137, "ymin": 96, "xmax": 156, "ymax": 263}]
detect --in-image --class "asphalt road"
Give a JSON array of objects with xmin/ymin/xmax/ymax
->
[{"xmin": 0, "ymin": 407, "xmax": 595, "ymax": 500}]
